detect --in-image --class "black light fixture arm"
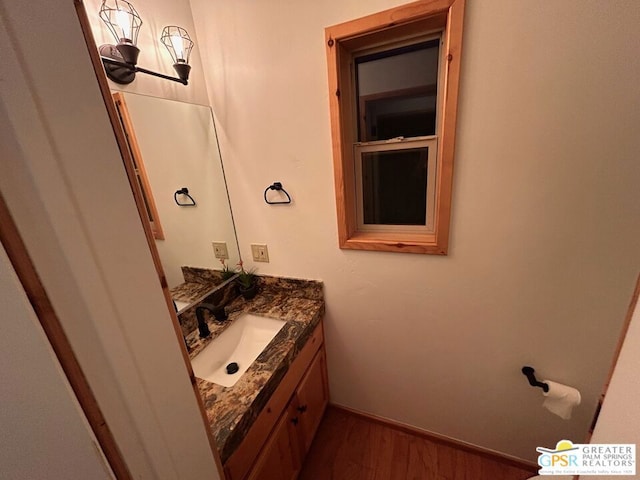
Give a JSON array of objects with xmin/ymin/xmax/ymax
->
[{"xmin": 100, "ymin": 56, "xmax": 188, "ymax": 85}]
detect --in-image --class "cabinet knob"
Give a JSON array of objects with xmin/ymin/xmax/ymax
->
[
  {"xmin": 291, "ymin": 417, "xmax": 299, "ymax": 426},
  {"xmin": 297, "ymin": 405, "xmax": 308, "ymax": 413}
]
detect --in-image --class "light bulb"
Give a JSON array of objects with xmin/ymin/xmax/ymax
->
[
  {"xmin": 170, "ymin": 34, "xmax": 185, "ymax": 62},
  {"xmin": 115, "ymin": 9, "xmax": 131, "ymax": 42}
]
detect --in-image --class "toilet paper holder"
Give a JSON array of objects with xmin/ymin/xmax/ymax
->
[{"xmin": 522, "ymin": 366, "xmax": 549, "ymax": 393}]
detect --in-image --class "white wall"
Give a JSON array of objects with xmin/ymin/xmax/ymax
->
[
  {"xmin": 122, "ymin": 92, "xmax": 240, "ymax": 288},
  {"xmin": 0, "ymin": 244, "xmax": 114, "ymax": 480},
  {"xmin": 0, "ymin": 1, "xmax": 220, "ymax": 478},
  {"xmin": 590, "ymin": 284, "xmax": 640, "ymax": 479},
  {"xmin": 83, "ymin": 0, "xmax": 209, "ymax": 105},
  {"xmin": 190, "ymin": 0, "xmax": 640, "ymax": 461}
]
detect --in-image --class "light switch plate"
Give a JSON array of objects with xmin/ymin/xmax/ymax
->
[
  {"xmin": 212, "ymin": 241, "xmax": 229, "ymax": 259},
  {"xmin": 251, "ymin": 244, "xmax": 269, "ymax": 263}
]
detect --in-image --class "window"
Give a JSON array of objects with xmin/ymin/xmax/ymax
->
[{"xmin": 325, "ymin": 0, "xmax": 465, "ymax": 254}]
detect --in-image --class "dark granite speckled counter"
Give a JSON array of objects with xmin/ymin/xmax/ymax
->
[
  {"xmin": 184, "ymin": 276, "xmax": 324, "ymax": 464},
  {"xmin": 170, "ymin": 266, "xmax": 230, "ymax": 309}
]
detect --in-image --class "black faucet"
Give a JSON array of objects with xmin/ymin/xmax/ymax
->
[{"xmin": 194, "ymin": 303, "xmax": 228, "ymax": 338}]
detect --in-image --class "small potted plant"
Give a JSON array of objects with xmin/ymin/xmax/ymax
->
[
  {"xmin": 219, "ymin": 258, "xmax": 236, "ymax": 281},
  {"xmin": 236, "ymin": 261, "xmax": 258, "ymax": 300}
]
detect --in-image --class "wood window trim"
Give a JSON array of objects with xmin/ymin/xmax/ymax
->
[{"xmin": 325, "ymin": 0, "xmax": 465, "ymax": 255}]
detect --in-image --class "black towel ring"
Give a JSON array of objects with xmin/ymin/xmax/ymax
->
[
  {"xmin": 264, "ymin": 182, "xmax": 292, "ymax": 205},
  {"xmin": 174, "ymin": 187, "xmax": 196, "ymax": 206}
]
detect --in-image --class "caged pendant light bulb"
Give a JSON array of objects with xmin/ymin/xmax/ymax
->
[
  {"xmin": 160, "ymin": 26, "xmax": 194, "ymax": 83},
  {"xmin": 99, "ymin": 0, "xmax": 142, "ymax": 65}
]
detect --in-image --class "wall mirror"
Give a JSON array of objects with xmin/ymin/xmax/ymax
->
[{"xmin": 113, "ymin": 92, "xmax": 241, "ymax": 311}]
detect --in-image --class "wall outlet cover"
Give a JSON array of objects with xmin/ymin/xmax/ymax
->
[
  {"xmin": 251, "ymin": 244, "xmax": 269, "ymax": 263},
  {"xmin": 212, "ymin": 241, "xmax": 229, "ymax": 259}
]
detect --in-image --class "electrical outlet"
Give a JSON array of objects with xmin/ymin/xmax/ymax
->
[
  {"xmin": 251, "ymin": 244, "xmax": 269, "ymax": 263},
  {"xmin": 212, "ymin": 241, "xmax": 229, "ymax": 259}
]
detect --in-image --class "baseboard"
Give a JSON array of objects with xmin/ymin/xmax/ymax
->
[{"xmin": 329, "ymin": 403, "xmax": 539, "ymax": 473}]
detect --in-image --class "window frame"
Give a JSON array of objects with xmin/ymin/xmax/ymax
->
[{"xmin": 325, "ymin": 0, "xmax": 465, "ymax": 255}]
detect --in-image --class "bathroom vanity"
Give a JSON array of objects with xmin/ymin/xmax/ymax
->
[
  {"xmin": 110, "ymin": 66, "xmax": 329, "ymax": 479},
  {"xmin": 183, "ymin": 276, "xmax": 328, "ymax": 480}
]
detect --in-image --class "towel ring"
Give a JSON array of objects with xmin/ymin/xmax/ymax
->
[
  {"xmin": 174, "ymin": 187, "xmax": 196, "ymax": 206},
  {"xmin": 264, "ymin": 182, "xmax": 292, "ymax": 205}
]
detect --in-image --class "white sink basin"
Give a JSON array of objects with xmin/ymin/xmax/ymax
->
[
  {"xmin": 191, "ymin": 313, "xmax": 286, "ymax": 388},
  {"xmin": 173, "ymin": 300, "xmax": 190, "ymax": 314}
]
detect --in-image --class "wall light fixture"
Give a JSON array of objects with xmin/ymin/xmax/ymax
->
[{"xmin": 98, "ymin": 0, "xmax": 193, "ymax": 85}]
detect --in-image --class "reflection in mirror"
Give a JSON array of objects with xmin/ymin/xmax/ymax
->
[{"xmin": 113, "ymin": 92, "xmax": 240, "ymax": 308}]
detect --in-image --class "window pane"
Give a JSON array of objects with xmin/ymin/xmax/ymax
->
[
  {"xmin": 361, "ymin": 147, "xmax": 428, "ymax": 225},
  {"xmin": 356, "ymin": 40, "xmax": 439, "ymax": 141}
]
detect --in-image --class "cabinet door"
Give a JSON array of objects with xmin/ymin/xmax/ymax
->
[
  {"xmin": 247, "ymin": 402, "xmax": 301, "ymax": 480},
  {"xmin": 295, "ymin": 349, "xmax": 329, "ymax": 454}
]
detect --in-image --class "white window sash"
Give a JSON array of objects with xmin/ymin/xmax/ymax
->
[{"xmin": 354, "ymin": 136, "xmax": 438, "ymax": 234}]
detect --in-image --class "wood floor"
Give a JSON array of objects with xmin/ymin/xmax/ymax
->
[{"xmin": 299, "ymin": 407, "xmax": 537, "ymax": 480}]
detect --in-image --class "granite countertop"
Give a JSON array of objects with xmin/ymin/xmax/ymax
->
[
  {"xmin": 184, "ymin": 276, "xmax": 325, "ymax": 464},
  {"xmin": 170, "ymin": 266, "xmax": 230, "ymax": 308},
  {"xmin": 171, "ymin": 281, "xmax": 218, "ymax": 305}
]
